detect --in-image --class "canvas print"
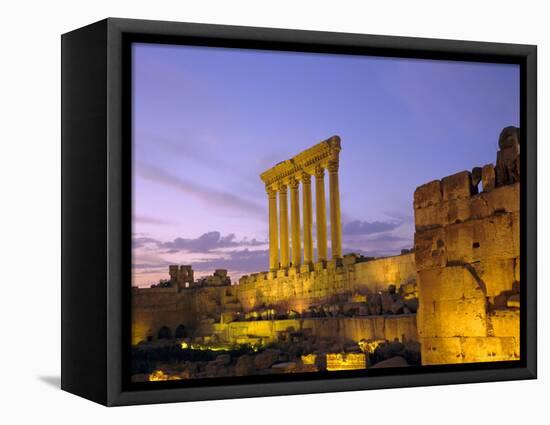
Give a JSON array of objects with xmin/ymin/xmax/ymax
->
[{"xmin": 130, "ymin": 43, "xmax": 521, "ymax": 383}]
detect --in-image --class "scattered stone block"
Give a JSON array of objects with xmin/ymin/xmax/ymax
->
[
  {"xmin": 390, "ymin": 299, "xmax": 405, "ymax": 314},
  {"xmin": 271, "ymin": 362, "xmax": 297, "ymax": 373},
  {"xmin": 235, "ymin": 355, "xmax": 255, "ymax": 376},
  {"xmin": 368, "ymin": 293, "xmax": 382, "ymax": 315},
  {"xmin": 326, "ymin": 353, "xmax": 366, "ymax": 371},
  {"xmin": 254, "ymin": 348, "xmax": 281, "ymax": 370},
  {"xmin": 371, "ymin": 356, "xmax": 408, "ymax": 368},
  {"xmin": 496, "ymin": 126, "xmax": 520, "ymax": 186},
  {"xmin": 482, "ymin": 164, "xmax": 496, "ymax": 192},
  {"xmin": 404, "ymin": 298, "xmax": 419, "ymax": 313},
  {"xmin": 507, "ymin": 294, "xmax": 520, "ymax": 308},
  {"xmin": 381, "ymin": 292, "xmax": 395, "ymax": 313},
  {"xmin": 215, "ymin": 354, "xmax": 231, "ymax": 366}
]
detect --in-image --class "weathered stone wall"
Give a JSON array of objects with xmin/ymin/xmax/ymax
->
[
  {"xmin": 236, "ymin": 253, "xmax": 416, "ymax": 313},
  {"xmin": 131, "ymin": 253, "xmax": 417, "ymax": 345},
  {"xmin": 414, "ymin": 137, "xmax": 520, "ymax": 365},
  {"xmin": 197, "ymin": 315, "xmax": 418, "ymax": 346},
  {"xmin": 132, "ymin": 285, "xmax": 231, "ymax": 344}
]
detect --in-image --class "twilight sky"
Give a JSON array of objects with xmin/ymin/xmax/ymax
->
[{"xmin": 132, "ymin": 42, "xmax": 519, "ymax": 287}]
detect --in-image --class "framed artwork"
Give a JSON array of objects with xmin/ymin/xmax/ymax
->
[{"xmin": 61, "ymin": 18, "xmax": 537, "ymax": 406}]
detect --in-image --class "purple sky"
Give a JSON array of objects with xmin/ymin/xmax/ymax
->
[{"xmin": 131, "ymin": 42, "xmax": 519, "ymax": 287}]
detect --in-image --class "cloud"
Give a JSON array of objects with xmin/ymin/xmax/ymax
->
[
  {"xmin": 136, "ymin": 163, "xmax": 265, "ymax": 219},
  {"xmin": 133, "ymin": 236, "xmax": 163, "ymax": 249},
  {"xmin": 158, "ymin": 231, "xmax": 266, "ymax": 253},
  {"xmin": 133, "ymin": 231, "xmax": 265, "ymax": 254},
  {"xmin": 342, "ymin": 219, "xmax": 402, "ymax": 236}
]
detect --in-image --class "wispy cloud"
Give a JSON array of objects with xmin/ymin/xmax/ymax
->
[
  {"xmin": 159, "ymin": 231, "xmax": 265, "ymax": 253},
  {"xmin": 133, "ymin": 231, "xmax": 266, "ymax": 254},
  {"xmin": 137, "ymin": 129, "xmax": 236, "ymax": 176},
  {"xmin": 137, "ymin": 163, "xmax": 265, "ymax": 219},
  {"xmin": 133, "ymin": 236, "xmax": 162, "ymax": 249}
]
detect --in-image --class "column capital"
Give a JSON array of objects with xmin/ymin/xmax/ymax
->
[
  {"xmin": 315, "ymin": 165, "xmax": 325, "ymax": 178},
  {"xmin": 301, "ymin": 171, "xmax": 311, "ymax": 184},
  {"xmin": 266, "ymin": 186, "xmax": 277, "ymax": 198},
  {"xmin": 327, "ymin": 159, "xmax": 339, "ymax": 173},
  {"xmin": 289, "ymin": 176, "xmax": 300, "ymax": 190},
  {"xmin": 278, "ymin": 182, "xmax": 287, "ymax": 194}
]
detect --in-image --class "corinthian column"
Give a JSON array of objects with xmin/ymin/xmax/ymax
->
[
  {"xmin": 315, "ymin": 165, "xmax": 327, "ymax": 262},
  {"xmin": 328, "ymin": 159, "xmax": 342, "ymax": 259},
  {"xmin": 278, "ymin": 183, "xmax": 289, "ymax": 269},
  {"xmin": 301, "ymin": 172, "xmax": 313, "ymax": 265},
  {"xmin": 267, "ymin": 186, "xmax": 279, "ymax": 270},
  {"xmin": 289, "ymin": 177, "xmax": 301, "ymax": 267}
]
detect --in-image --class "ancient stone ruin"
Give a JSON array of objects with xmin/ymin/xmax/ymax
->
[
  {"xmin": 132, "ymin": 128, "xmax": 520, "ymax": 381},
  {"xmin": 414, "ymin": 126, "xmax": 520, "ymax": 364}
]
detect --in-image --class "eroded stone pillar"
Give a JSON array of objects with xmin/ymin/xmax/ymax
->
[
  {"xmin": 315, "ymin": 165, "xmax": 327, "ymax": 262},
  {"xmin": 267, "ymin": 187, "xmax": 279, "ymax": 271},
  {"xmin": 289, "ymin": 177, "xmax": 301, "ymax": 267},
  {"xmin": 302, "ymin": 172, "xmax": 313, "ymax": 264},
  {"xmin": 328, "ymin": 159, "xmax": 342, "ymax": 259},
  {"xmin": 278, "ymin": 183, "xmax": 289, "ymax": 268}
]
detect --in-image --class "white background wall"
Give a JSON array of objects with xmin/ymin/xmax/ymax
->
[{"xmin": 0, "ymin": 0, "xmax": 546, "ymax": 422}]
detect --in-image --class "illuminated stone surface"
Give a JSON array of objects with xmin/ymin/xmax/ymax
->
[
  {"xmin": 326, "ymin": 353, "xmax": 366, "ymax": 371},
  {"xmin": 414, "ymin": 128, "xmax": 520, "ymax": 365},
  {"xmin": 132, "ymin": 128, "xmax": 520, "ymax": 377}
]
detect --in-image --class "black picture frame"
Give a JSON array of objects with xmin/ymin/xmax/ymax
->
[{"xmin": 61, "ymin": 17, "xmax": 537, "ymax": 406}]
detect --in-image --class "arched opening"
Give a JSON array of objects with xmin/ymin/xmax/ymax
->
[
  {"xmin": 157, "ymin": 326, "xmax": 172, "ymax": 340},
  {"xmin": 175, "ymin": 324, "xmax": 187, "ymax": 339}
]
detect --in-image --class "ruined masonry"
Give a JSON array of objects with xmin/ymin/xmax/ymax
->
[
  {"xmin": 414, "ymin": 126, "xmax": 520, "ymax": 364},
  {"xmin": 132, "ymin": 128, "xmax": 521, "ymax": 366}
]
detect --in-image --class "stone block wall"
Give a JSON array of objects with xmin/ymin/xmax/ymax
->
[
  {"xmin": 414, "ymin": 130, "xmax": 520, "ymax": 365},
  {"xmin": 131, "ymin": 253, "xmax": 416, "ymax": 345},
  {"xmin": 131, "ymin": 285, "xmax": 228, "ymax": 344},
  {"xmin": 235, "ymin": 253, "xmax": 416, "ymax": 313},
  {"xmin": 199, "ymin": 315, "xmax": 418, "ymax": 347}
]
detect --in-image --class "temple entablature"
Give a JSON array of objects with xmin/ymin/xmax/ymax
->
[{"xmin": 260, "ymin": 136, "xmax": 341, "ymax": 189}]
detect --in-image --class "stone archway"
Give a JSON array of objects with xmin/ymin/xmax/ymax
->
[
  {"xmin": 175, "ymin": 324, "xmax": 187, "ymax": 339},
  {"xmin": 157, "ymin": 326, "xmax": 172, "ymax": 340}
]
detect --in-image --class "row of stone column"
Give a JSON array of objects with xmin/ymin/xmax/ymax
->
[{"xmin": 267, "ymin": 161, "xmax": 342, "ymax": 270}]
